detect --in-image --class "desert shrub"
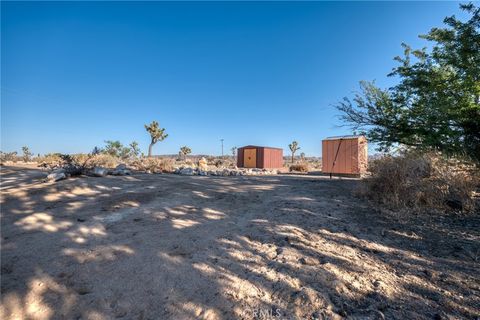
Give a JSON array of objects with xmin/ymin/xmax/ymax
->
[
  {"xmin": 358, "ymin": 151, "xmax": 479, "ymax": 213},
  {"xmin": 0, "ymin": 151, "xmax": 19, "ymax": 164},
  {"xmin": 88, "ymin": 154, "xmax": 119, "ymax": 168},
  {"xmin": 210, "ymin": 158, "xmax": 235, "ymax": 168},
  {"xmin": 37, "ymin": 153, "xmax": 65, "ymax": 168},
  {"xmin": 131, "ymin": 157, "xmax": 174, "ymax": 173},
  {"xmin": 70, "ymin": 153, "xmax": 91, "ymax": 166},
  {"xmin": 289, "ymin": 163, "xmax": 309, "ymax": 173},
  {"xmin": 22, "ymin": 146, "xmax": 33, "ymax": 162}
]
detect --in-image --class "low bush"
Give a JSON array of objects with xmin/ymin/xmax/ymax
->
[
  {"xmin": 88, "ymin": 154, "xmax": 118, "ymax": 168},
  {"xmin": 0, "ymin": 151, "xmax": 19, "ymax": 164},
  {"xmin": 37, "ymin": 153, "xmax": 65, "ymax": 168},
  {"xmin": 289, "ymin": 163, "xmax": 309, "ymax": 173},
  {"xmin": 131, "ymin": 157, "xmax": 174, "ymax": 173},
  {"xmin": 358, "ymin": 151, "xmax": 479, "ymax": 213}
]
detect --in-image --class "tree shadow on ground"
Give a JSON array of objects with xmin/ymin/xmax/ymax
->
[{"xmin": 1, "ymin": 166, "xmax": 479, "ymax": 319}]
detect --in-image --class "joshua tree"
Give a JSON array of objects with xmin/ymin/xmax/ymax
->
[
  {"xmin": 288, "ymin": 141, "xmax": 300, "ymax": 164},
  {"xmin": 91, "ymin": 146, "xmax": 102, "ymax": 155},
  {"xmin": 129, "ymin": 141, "xmax": 140, "ymax": 158},
  {"xmin": 145, "ymin": 121, "xmax": 168, "ymax": 157},
  {"xmin": 231, "ymin": 147, "xmax": 237, "ymax": 160},
  {"xmin": 300, "ymin": 152, "xmax": 306, "ymax": 162},
  {"xmin": 179, "ymin": 146, "xmax": 192, "ymax": 160},
  {"xmin": 22, "ymin": 146, "xmax": 32, "ymax": 162}
]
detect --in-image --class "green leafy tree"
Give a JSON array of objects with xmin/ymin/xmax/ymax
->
[
  {"xmin": 102, "ymin": 140, "xmax": 130, "ymax": 159},
  {"xmin": 179, "ymin": 146, "xmax": 192, "ymax": 160},
  {"xmin": 103, "ymin": 140, "xmax": 123, "ymax": 157},
  {"xmin": 145, "ymin": 121, "xmax": 168, "ymax": 157},
  {"xmin": 336, "ymin": 3, "xmax": 480, "ymax": 161},
  {"xmin": 289, "ymin": 141, "xmax": 300, "ymax": 163},
  {"xmin": 129, "ymin": 141, "xmax": 140, "ymax": 158},
  {"xmin": 22, "ymin": 146, "xmax": 32, "ymax": 162}
]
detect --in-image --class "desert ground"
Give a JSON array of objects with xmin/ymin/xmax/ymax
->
[{"xmin": 1, "ymin": 165, "xmax": 479, "ymax": 320}]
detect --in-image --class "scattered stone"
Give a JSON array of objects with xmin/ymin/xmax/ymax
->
[
  {"xmin": 299, "ymin": 257, "xmax": 316, "ymax": 266},
  {"xmin": 423, "ymin": 269, "xmax": 433, "ymax": 279},
  {"xmin": 75, "ymin": 284, "xmax": 92, "ymax": 295},
  {"xmin": 172, "ymin": 165, "xmax": 279, "ymax": 176},
  {"xmin": 266, "ymin": 250, "xmax": 278, "ymax": 260}
]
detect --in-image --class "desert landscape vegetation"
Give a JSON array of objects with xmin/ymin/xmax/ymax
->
[{"xmin": 1, "ymin": 2, "xmax": 479, "ymax": 320}]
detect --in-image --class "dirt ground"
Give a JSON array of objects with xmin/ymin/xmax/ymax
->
[{"xmin": 1, "ymin": 165, "xmax": 479, "ymax": 320}]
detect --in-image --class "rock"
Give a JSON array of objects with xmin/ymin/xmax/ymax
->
[
  {"xmin": 92, "ymin": 166, "xmax": 108, "ymax": 177},
  {"xmin": 115, "ymin": 164, "xmax": 127, "ymax": 171},
  {"xmin": 198, "ymin": 157, "xmax": 208, "ymax": 170},
  {"xmin": 111, "ymin": 164, "xmax": 131, "ymax": 176},
  {"xmin": 46, "ymin": 171, "xmax": 66, "ymax": 182},
  {"xmin": 198, "ymin": 170, "xmax": 208, "ymax": 176},
  {"xmin": 51, "ymin": 168, "xmax": 66, "ymax": 174},
  {"xmin": 298, "ymin": 257, "xmax": 316, "ymax": 265},
  {"xmin": 179, "ymin": 167, "xmax": 195, "ymax": 175}
]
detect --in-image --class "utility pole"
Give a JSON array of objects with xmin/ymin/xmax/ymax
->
[{"xmin": 220, "ymin": 139, "xmax": 224, "ymax": 157}]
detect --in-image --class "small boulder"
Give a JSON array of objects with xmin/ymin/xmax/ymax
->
[
  {"xmin": 92, "ymin": 166, "xmax": 108, "ymax": 177},
  {"xmin": 115, "ymin": 164, "xmax": 127, "ymax": 171},
  {"xmin": 198, "ymin": 157, "xmax": 208, "ymax": 170},
  {"xmin": 51, "ymin": 168, "xmax": 66, "ymax": 175},
  {"xmin": 179, "ymin": 167, "xmax": 195, "ymax": 175},
  {"xmin": 46, "ymin": 172, "xmax": 66, "ymax": 182},
  {"xmin": 111, "ymin": 164, "xmax": 131, "ymax": 176}
]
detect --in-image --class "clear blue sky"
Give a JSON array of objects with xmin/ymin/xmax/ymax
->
[{"xmin": 1, "ymin": 1, "xmax": 465, "ymax": 156}]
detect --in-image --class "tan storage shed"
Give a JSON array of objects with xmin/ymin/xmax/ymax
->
[
  {"xmin": 322, "ymin": 135, "xmax": 367, "ymax": 176},
  {"xmin": 237, "ymin": 146, "xmax": 283, "ymax": 169}
]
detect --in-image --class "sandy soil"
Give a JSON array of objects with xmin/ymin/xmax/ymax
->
[{"xmin": 1, "ymin": 165, "xmax": 479, "ymax": 320}]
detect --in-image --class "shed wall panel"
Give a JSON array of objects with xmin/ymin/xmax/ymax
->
[
  {"xmin": 237, "ymin": 146, "xmax": 283, "ymax": 169},
  {"xmin": 237, "ymin": 148, "xmax": 245, "ymax": 167},
  {"xmin": 322, "ymin": 136, "xmax": 368, "ymax": 175}
]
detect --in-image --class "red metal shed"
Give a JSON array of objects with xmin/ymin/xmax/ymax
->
[
  {"xmin": 237, "ymin": 146, "xmax": 283, "ymax": 169},
  {"xmin": 322, "ymin": 135, "xmax": 368, "ymax": 176}
]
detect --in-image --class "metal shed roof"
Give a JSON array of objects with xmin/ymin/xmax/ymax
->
[
  {"xmin": 239, "ymin": 145, "xmax": 283, "ymax": 150},
  {"xmin": 323, "ymin": 135, "xmax": 365, "ymax": 140}
]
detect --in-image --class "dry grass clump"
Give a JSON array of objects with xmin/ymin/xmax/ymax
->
[
  {"xmin": 0, "ymin": 152, "xmax": 19, "ymax": 164},
  {"xmin": 359, "ymin": 151, "xmax": 479, "ymax": 213},
  {"xmin": 86, "ymin": 154, "xmax": 118, "ymax": 168},
  {"xmin": 37, "ymin": 153, "xmax": 119, "ymax": 171},
  {"xmin": 131, "ymin": 157, "xmax": 174, "ymax": 173},
  {"xmin": 37, "ymin": 153, "xmax": 65, "ymax": 168},
  {"xmin": 289, "ymin": 163, "xmax": 309, "ymax": 173}
]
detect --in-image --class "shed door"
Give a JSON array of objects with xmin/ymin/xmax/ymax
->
[{"xmin": 243, "ymin": 149, "xmax": 257, "ymax": 168}]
